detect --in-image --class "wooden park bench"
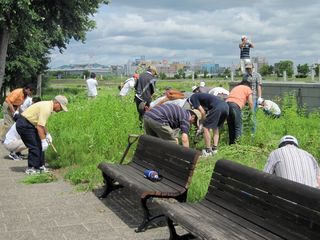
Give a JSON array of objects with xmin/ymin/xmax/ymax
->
[
  {"xmin": 98, "ymin": 134, "xmax": 200, "ymax": 232},
  {"xmin": 156, "ymin": 159, "xmax": 320, "ymax": 240}
]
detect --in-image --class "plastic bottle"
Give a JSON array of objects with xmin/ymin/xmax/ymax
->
[{"xmin": 144, "ymin": 169, "xmax": 159, "ymax": 181}]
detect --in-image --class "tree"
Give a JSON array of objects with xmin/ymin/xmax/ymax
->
[
  {"xmin": 274, "ymin": 60, "xmax": 294, "ymax": 77},
  {"xmin": 259, "ymin": 64, "xmax": 273, "ymax": 76},
  {"xmin": 203, "ymin": 70, "xmax": 208, "ymax": 78},
  {"xmin": 0, "ymin": 0, "xmax": 109, "ymax": 92},
  {"xmin": 223, "ymin": 68, "xmax": 231, "ymax": 77},
  {"xmin": 159, "ymin": 72, "xmax": 166, "ymax": 80},
  {"xmin": 314, "ymin": 64, "xmax": 320, "ymax": 77},
  {"xmin": 296, "ymin": 64, "xmax": 309, "ymax": 78}
]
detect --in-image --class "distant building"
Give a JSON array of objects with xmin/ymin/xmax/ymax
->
[
  {"xmin": 201, "ymin": 63, "xmax": 219, "ymax": 75},
  {"xmin": 251, "ymin": 56, "xmax": 268, "ymax": 72}
]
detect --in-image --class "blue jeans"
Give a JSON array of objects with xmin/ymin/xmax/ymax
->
[{"xmin": 227, "ymin": 102, "xmax": 242, "ymax": 145}]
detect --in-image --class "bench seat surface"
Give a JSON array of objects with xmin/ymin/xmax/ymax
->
[
  {"xmin": 99, "ymin": 162, "xmax": 186, "ymax": 197},
  {"xmin": 157, "ymin": 199, "xmax": 283, "ymax": 240}
]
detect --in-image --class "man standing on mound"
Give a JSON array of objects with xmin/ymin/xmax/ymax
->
[{"xmin": 16, "ymin": 95, "xmax": 68, "ymax": 175}]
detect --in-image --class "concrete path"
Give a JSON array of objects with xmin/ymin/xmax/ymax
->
[{"xmin": 0, "ymin": 144, "xmax": 175, "ymax": 240}]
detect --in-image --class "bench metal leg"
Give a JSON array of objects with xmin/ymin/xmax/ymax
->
[
  {"xmin": 167, "ymin": 217, "xmax": 196, "ymax": 240},
  {"xmin": 135, "ymin": 197, "xmax": 165, "ymax": 232},
  {"xmin": 99, "ymin": 173, "xmax": 122, "ymax": 199}
]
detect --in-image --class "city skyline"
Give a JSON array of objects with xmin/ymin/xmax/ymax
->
[{"xmin": 49, "ymin": 0, "xmax": 320, "ymax": 68}]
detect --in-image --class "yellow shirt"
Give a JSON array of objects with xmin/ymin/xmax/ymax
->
[{"xmin": 22, "ymin": 101, "xmax": 53, "ymax": 126}]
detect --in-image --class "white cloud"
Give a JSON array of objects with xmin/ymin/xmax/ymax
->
[{"xmin": 49, "ymin": 1, "xmax": 320, "ymax": 68}]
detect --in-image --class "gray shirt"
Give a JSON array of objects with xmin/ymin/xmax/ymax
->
[
  {"xmin": 243, "ymin": 72, "xmax": 262, "ymax": 99},
  {"xmin": 264, "ymin": 145, "xmax": 320, "ymax": 188}
]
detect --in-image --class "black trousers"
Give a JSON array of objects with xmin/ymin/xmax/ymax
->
[{"xmin": 16, "ymin": 117, "xmax": 44, "ymax": 169}]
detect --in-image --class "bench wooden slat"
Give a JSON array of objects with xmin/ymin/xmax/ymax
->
[
  {"xmin": 99, "ymin": 163, "xmax": 185, "ymax": 194},
  {"xmin": 213, "ymin": 159, "xmax": 320, "ymax": 211},
  {"xmin": 156, "ymin": 159, "xmax": 320, "ymax": 240},
  {"xmin": 211, "ymin": 173, "xmax": 320, "ymax": 224},
  {"xmin": 132, "ymin": 135, "xmax": 200, "ymax": 188},
  {"xmin": 98, "ymin": 134, "xmax": 200, "ymax": 232},
  {"xmin": 156, "ymin": 199, "xmax": 281, "ymax": 240}
]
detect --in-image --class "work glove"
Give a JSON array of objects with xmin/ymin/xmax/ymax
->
[
  {"xmin": 196, "ymin": 124, "xmax": 204, "ymax": 137},
  {"xmin": 13, "ymin": 111, "xmax": 20, "ymax": 121},
  {"xmin": 41, "ymin": 139, "xmax": 49, "ymax": 151},
  {"xmin": 46, "ymin": 133, "xmax": 53, "ymax": 143}
]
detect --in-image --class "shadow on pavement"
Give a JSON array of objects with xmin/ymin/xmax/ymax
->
[{"xmin": 93, "ymin": 186, "xmax": 166, "ymax": 230}]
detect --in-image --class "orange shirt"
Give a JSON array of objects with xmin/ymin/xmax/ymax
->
[
  {"xmin": 5, "ymin": 88, "xmax": 26, "ymax": 107},
  {"xmin": 226, "ymin": 85, "xmax": 252, "ymax": 109}
]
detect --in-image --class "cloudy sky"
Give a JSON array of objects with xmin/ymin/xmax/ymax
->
[{"xmin": 49, "ymin": 0, "xmax": 320, "ymax": 68}]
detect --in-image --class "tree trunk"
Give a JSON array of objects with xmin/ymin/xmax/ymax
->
[
  {"xmin": 37, "ymin": 73, "xmax": 42, "ymax": 96},
  {"xmin": 0, "ymin": 24, "xmax": 10, "ymax": 93}
]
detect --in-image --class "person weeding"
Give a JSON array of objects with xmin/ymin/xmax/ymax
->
[
  {"xmin": 119, "ymin": 73, "xmax": 139, "ymax": 97},
  {"xmin": 134, "ymin": 65, "xmax": 158, "ymax": 125},
  {"xmin": 1, "ymin": 84, "xmax": 33, "ymax": 140},
  {"xmin": 188, "ymin": 93, "xmax": 229, "ymax": 156},
  {"xmin": 4, "ymin": 97, "xmax": 42, "ymax": 160},
  {"xmin": 143, "ymin": 104, "xmax": 201, "ymax": 148},
  {"xmin": 226, "ymin": 80, "xmax": 253, "ymax": 145},
  {"xmin": 264, "ymin": 135, "xmax": 320, "ymax": 188},
  {"xmin": 86, "ymin": 72, "xmax": 98, "ymax": 99},
  {"xmin": 258, "ymin": 98, "xmax": 281, "ymax": 118},
  {"xmin": 16, "ymin": 95, "xmax": 68, "ymax": 175}
]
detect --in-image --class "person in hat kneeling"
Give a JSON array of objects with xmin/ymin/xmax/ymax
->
[
  {"xmin": 16, "ymin": 95, "xmax": 68, "ymax": 175},
  {"xmin": 258, "ymin": 98, "xmax": 281, "ymax": 118},
  {"xmin": 264, "ymin": 135, "xmax": 320, "ymax": 188},
  {"xmin": 143, "ymin": 104, "xmax": 201, "ymax": 148}
]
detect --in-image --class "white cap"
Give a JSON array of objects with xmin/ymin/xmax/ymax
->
[
  {"xmin": 279, "ymin": 135, "xmax": 299, "ymax": 147},
  {"xmin": 192, "ymin": 86, "xmax": 198, "ymax": 92},
  {"xmin": 199, "ymin": 81, "xmax": 205, "ymax": 87},
  {"xmin": 258, "ymin": 97, "xmax": 264, "ymax": 105},
  {"xmin": 54, "ymin": 95, "xmax": 68, "ymax": 112},
  {"xmin": 241, "ymin": 35, "xmax": 247, "ymax": 40}
]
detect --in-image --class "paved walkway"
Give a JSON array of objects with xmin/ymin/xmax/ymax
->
[{"xmin": 0, "ymin": 144, "xmax": 174, "ymax": 240}]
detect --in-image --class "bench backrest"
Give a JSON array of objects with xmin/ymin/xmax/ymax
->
[
  {"xmin": 132, "ymin": 135, "xmax": 200, "ymax": 189},
  {"xmin": 206, "ymin": 159, "xmax": 320, "ymax": 240}
]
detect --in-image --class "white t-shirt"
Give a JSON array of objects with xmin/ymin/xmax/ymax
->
[
  {"xmin": 4, "ymin": 123, "xmax": 21, "ymax": 145},
  {"xmin": 20, "ymin": 96, "xmax": 32, "ymax": 112},
  {"xmin": 263, "ymin": 100, "xmax": 281, "ymax": 115},
  {"xmin": 208, "ymin": 87, "xmax": 229, "ymax": 96},
  {"xmin": 119, "ymin": 77, "xmax": 135, "ymax": 96},
  {"xmin": 86, "ymin": 78, "xmax": 98, "ymax": 97}
]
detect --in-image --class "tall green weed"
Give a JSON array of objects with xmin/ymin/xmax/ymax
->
[{"xmin": 45, "ymin": 88, "xmax": 320, "ymax": 201}]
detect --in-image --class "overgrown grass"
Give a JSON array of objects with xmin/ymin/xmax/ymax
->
[
  {"xmin": 45, "ymin": 87, "xmax": 320, "ymax": 201},
  {"xmin": 21, "ymin": 173, "xmax": 57, "ymax": 184}
]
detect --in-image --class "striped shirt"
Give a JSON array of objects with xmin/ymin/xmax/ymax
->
[
  {"xmin": 240, "ymin": 42, "xmax": 252, "ymax": 59},
  {"xmin": 144, "ymin": 104, "xmax": 191, "ymax": 134},
  {"xmin": 264, "ymin": 145, "xmax": 320, "ymax": 188}
]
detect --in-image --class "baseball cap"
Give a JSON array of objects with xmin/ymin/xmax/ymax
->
[
  {"xmin": 245, "ymin": 63, "xmax": 253, "ymax": 69},
  {"xmin": 188, "ymin": 109, "xmax": 202, "ymax": 127},
  {"xmin": 148, "ymin": 65, "xmax": 158, "ymax": 75},
  {"xmin": 192, "ymin": 86, "xmax": 198, "ymax": 92},
  {"xmin": 258, "ymin": 98, "xmax": 264, "ymax": 105},
  {"xmin": 54, "ymin": 95, "xmax": 68, "ymax": 112},
  {"xmin": 241, "ymin": 35, "xmax": 247, "ymax": 40},
  {"xmin": 278, "ymin": 135, "xmax": 299, "ymax": 148}
]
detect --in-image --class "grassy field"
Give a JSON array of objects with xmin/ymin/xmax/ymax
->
[{"xmin": 43, "ymin": 82, "xmax": 320, "ymax": 202}]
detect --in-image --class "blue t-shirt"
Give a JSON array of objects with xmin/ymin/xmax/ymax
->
[{"xmin": 189, "ymin": 93, "xmax": 223, "ymax": 111}]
